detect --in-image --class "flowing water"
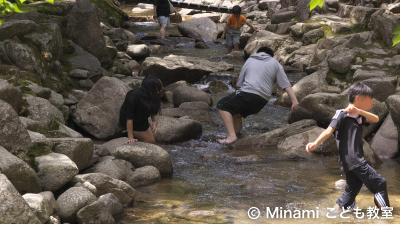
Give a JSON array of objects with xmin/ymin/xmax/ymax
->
[{"xmin": 112, "ymin": 11, "xmax": 400, "ymax": 223}]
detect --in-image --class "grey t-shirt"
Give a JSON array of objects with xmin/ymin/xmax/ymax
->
[
  {"xmin": 329, "ymin": 109, "xmax": 369, "ymax": 172},
  {"xmin": 237, "ymin": 52, "xmax": 291, "ymax": 101}
]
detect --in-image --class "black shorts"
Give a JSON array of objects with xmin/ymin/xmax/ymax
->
[
  {"xmin": 120, "ymin": 121, "xmax": 150, "ymax": 132},
  {"xmin": 216, "ymin": 91, "xmax": 268, "ymax": 118}
]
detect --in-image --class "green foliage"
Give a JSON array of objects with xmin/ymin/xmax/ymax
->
[
  {"xmin": 0, "ymin": 0, "xmax": 54, "ymax": 25},
  {"xmin": 309, "ymin": 0, "xmax": 325, "ymax": 12},
  {"xmin": 392, "ymin": 24, "xmax": 400, "ymax": 47}
]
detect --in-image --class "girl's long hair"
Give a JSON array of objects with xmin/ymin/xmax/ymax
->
[{"xmin": 139, "ymin": 75, "xmax": 162, "ymax": 116}]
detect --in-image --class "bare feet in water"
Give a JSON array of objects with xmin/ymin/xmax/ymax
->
[{"xmin": 218, "ymin": 136, "xmax": 237, "ymax": 144}]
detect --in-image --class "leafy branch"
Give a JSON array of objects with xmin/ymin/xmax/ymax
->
[{"xmin": 0, "ymin": 0, "xmax": 54, "ymax": 25}]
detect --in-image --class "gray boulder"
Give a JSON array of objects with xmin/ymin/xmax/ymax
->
[
  {"xmin": 76, "ymin": 201, "xmax": 115, "ymax": 224},
  {"xmin": 289, "ymin": 23, "xmax": 304, "ymax": 37},
  {"xmin": 173, "ymin": 86, "xmax": 213, "ymax": 107},
  {"xmin": 22, "ymin": 193, "xmax": 53, "ymax": 224},
  {"xmin": 271, "ymin": 11, "xmax": 296, "ymax": 24},
  {"xmin": 24, "ymin": 23, "xmax": 63, "ymax": 61},
  {"xmin": 126, "ymin": 44, "xmax": 150, "ymax": 59},
  {"xmin": 19, "ymin": 117, "xmax": 40, "ymax": 132},
  {"xmin": 50, "ymin": 138, "xmax": 93, "ymax": 171},
  {"xmin": 127, "ymin": 165, "xmax": 161, "ymax": 188},
  {"xmin": 38, "ymin": 191, "xmax": 57, "ymax": 215},
  {"xmin": 28, "ymin": 130, "xmax": 53, "ymax": 149},
  {"xmin": 69, "ymin": 43, "xmax": 102, "ymax": 78},
  {"xmin": 388, "ymin": 55, "xmax": 400, "ymax": 67},
  {"xmin": 72, "ymin": 77, "xmax": 131, "ymax": 139},
  {"xmin": 302, "ymin": 23, "xmax": 321, "ymax": 34},
  {"xmin": 233, "ymin": 119, "xmax": 317, "ymax": 148},
  {"xmin": 97, "ymin": 193, "xmax": 124, "ymax": 216},
  {"xmin": 328, "ymin": 45, "xmax": 356, "ymax": 74},
  {"xmin": 0, "ymin": 146, "xmax": 42, "ymax": 195},
  {"xmin": 139, "ymin": 55, "xmax": 234, "ymax": 85},
  {"xmin": 0, "ymin": 20, "xmax": 37, "ymax": 41},
  {"xmin": 24, "ymin": 95, "xmax": 65, "ymax": 129},
  {"xmin": 297, "ymin": 0, "xmax": 310, "ymax": 22},
  {"xmin": 111, "ymin": 143, "xmax": 173, "ymax": 177},
  {"xmin": 66, "ymin": 0, "xmax": 111, "ymax": 66},
  {"xmin": 352, "ymin": 69, "xmax": 387, "ymax": 81},
  {"xmin": 350, "ymin": 6, "xmax": 379, "ymax": 25},
  {"xmin": 83, "ymin": 157, "xmax": 129, "ymax": 181},
  {"xmin": 94, "ymin": 144, "xmax": 111, "ymax": 157},
  {"xmin": 0, "ymin": 100, "xmax": 32, "ymax": 160},
  {"xmin": 47, "ymin": 90, "xmax": 64, "ymax": 109},
  {"xmin": 361, "ymin": 77, "xmax": 396, "ymax": 102},
  {"xmin": 0, "ymin": 79, "xmax": 22, "ymax": 111},
  {"xmin": 0, "ymin": 174, "xmax": 41, "ymax": 224},
  {"xmin": 69, "ymin": 69, "xmax": 89, "ymax": 79},
  {"xmin": 155, "ymin": 116, "xmax": 203, "ymax": 143},
  {"xmin": 338, "ymin": 4, "xmax": 355, "ymax": 18},
  {"xmin": 302, "ymin": 28, "xmax": 324, "ymax": 45},
  {"xmin": 29, "ymin": 86, "xmax": 51, "ymax": 99},
  {"xmin": 75, "ymin": 173, "xmax": 136, "ymax": 206},
  {"xmin": 178, "ymin": 17, "xmax": 218, "ymax": 42},
  {"xmin": 330, "ymin": 22, "xmax": 352, "ymax": 33},
  {"xmin": 370, "ymin": 114, "xmax": 399, "ymax": 159},
  {"xmin": 36, "ymin": 153, "xmax": 79, "ymax": 192},
  {"xmin": 102, "ymin": 137, "xmax": 129, "ymax": 154},
  {"xmin": 56, "ymin": 187, "xmax": 97, "ymax": 223},
  {"xmin": 46, "ymin": 215, "xmax": 61, "ymax": 224},
  {"xmin": 385, "ymin": 95, "xmax": 400, "ymax": 126},
  {"xmin": 363, "ymin": 140, "xmax": 383, "ymax": 168}
]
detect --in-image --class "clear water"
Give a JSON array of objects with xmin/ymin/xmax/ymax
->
[{"xmin": 113, "ymin": 13, "xmax": 400, "ymax": 224}]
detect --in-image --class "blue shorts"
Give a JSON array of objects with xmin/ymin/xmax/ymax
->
[{"xmin": 157, "ymin": 16, "xmax": 170, "ymax": 27}]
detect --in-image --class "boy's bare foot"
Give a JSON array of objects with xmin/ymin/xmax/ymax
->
[{"xmin": 218, "ymin": 136, "xmax": 237, "ymax": 144}]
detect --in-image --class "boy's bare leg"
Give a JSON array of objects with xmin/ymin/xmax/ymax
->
[
  {"xmin": 132, "ymin": 128, "xmax": 156, "ymax": 144},
  {"xmin": 234, "ymin": 44, "xmax": 239, "ymax": 51},
  {"xmin": 227, "ymin": 47, "xmax": 232, "ymax": 54},
  {"xmin": 218, "ymin": 110, "xmax": 237, "ymax": 143},
  {"xmin": 233, "ymin": 114, "xmax": 242, "ymax": 135},
  {"xmin": 160, "ymin": 23, "xmax": 167, "ymax": 39}
]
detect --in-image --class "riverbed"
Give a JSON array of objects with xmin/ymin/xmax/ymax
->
[{"xmin": 114, "ymin": 7, "xmax": 400, "ymax": 224}]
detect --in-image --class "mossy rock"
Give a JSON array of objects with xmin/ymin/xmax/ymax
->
[
  {"xmin": 19, "ymin": 71, "xmax": 42, "ymax": 86},
  {"xmin": 28, "ymin": 1, "xmax": 73, "ymax": 17},
  {"xmin": 91, "ymin": 0, "xmax": 129, "ymax": 25}
]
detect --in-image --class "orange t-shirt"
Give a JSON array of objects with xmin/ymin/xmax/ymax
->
[{"xmin": 227, "ymin": 15, "xmax": 247, "ymax": 30}]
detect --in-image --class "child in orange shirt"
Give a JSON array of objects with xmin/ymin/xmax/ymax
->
[{"xmin": 221, "ymin": 5, "xmax": 260, "ymax": 54}]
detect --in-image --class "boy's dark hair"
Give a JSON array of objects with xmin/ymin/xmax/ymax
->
[
  {"xmin": 348, "ymin": 82, "xmax": 373, "ymax": 103},
  {"xmin": 140, "ymin": 75, "xmax": 162, "ymax": 116},
  {"xmin": 257, "ymin": 47, "xmax": 274, "ymax": 57},
  {"xmin": 232, "ymin": 5, "xmax": 241, "ymax": 14}
]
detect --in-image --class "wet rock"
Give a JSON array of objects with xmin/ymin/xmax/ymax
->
[
  {"xmin": 233, "ymin": 119, "xmax": 317, "ymax": 148},
  {"xmin": 302, "ymin": 28, "xmax": 324, "ymax": 45},
  {"xmin": 239, "ymin": 33, "xmax": 252, "ymax": 49},
  {"xmin": 97, "ymin": 193, "xmax": 124, "ymax": 217},
  {"xmin": 127, "ymin": 165, "xmax": 161, "ymax": 187},
  {"xmin": 69, "ymin": 69, "xmax": 89, "ymax": 79},
  {"xmin": 178, "ymin": 17, "xmax": 218, "ymax": 42},
  {"xmin": 24, "ymin": 23, "xmax": 63, "ymax": 61},
  {"xmin": 0, "ymin": 20, "xmax": 37, "ymax": 41},
  {"xmin": 208, "ymin": 80, "xmax": 229, "ymax": 93},
  {"xmin": 155, "ymin": 116, "xmax": 203, "ymax": 143},
  {"xmin": 271, "ymin": 11, "xmax": 296, "ymax": 24},
  {"xmin": 173, "ymin": 86, "xmax": 213, "ymax": 107},
  {"xmin": 69, "ymin": 43, "xmax": 102, "ymax": 78},
  {"xmin": 126, "ymin": 44, "xmax": 150, "ymax": 59},
  {"xmin": 281, "ymin": 150, "xmax": 309, "ymax": 160},
  {"xmin": 66, "ymin": 0, "xmax": 111, "ymax": 66},
  {"xmin": 0, "ymin": 79, "xmax": 22, "ymax": 111},
  {"xmin": 76, "ymin": 201, "xmax": 115, "ymax": 224},
  {"xmin": 350, "ymin": 6, "xmax": 379, "ymax": 25},
  {"xmin": 385, "ymin": 95, "xmax": 400, "ymax": 126},
  {"xmin": 56, "ymin": 187, "xmax": 97, "ymax": 224},
  {"xmin": 0, "ymin": 100, "xmax": 33, "ymax": 159},
  {"xmin": 75, "ymin": 173, "xmax": 136, "ymax": 206},
  {"xmin": 50, "ymin": 138, "xmax": 93, "ymax": 171},
  {"xmin": 36, "ymin": 153, "xmax": 79, "ymax": 192},
  {"xmin": 104, "ymin": 28, "xmax": 142, "ymax": 46},
  {"xmin": 0, "ymin": 146, "xmax": 42, "ymax": 194},
  {"xmin": 148, "ymin": 45, "xmax": 170, "ymax": 54},
  {"xmin": 72, "ymin": 77, "xmax": 131, "ymax": 139},
  {"xmin": 278, "ymin": 127, "xmax": 338, "ymax": 156},
  {"xmin": 165, "ymin": 80, "xmax": 192, "ymax": 92},
  {"xmin": 370, "ymin": 114, "xmax": 399, "ymax": 159},
  {"xmin": 139, "ymin": 55, "xmax": 233, "ymax": 85},
  {"xmin": 223, "ymin": 51, "xmax": 244, "ymax": 60},
  {"xmin": 111, "ymin": 143, "xmax": 173, "ymax": 177},
  {"xmin": 361, "ymin": 77, "xmax": 396, "ymax": 102},
  {"xmin": 195, "ymin": 42, "xmax": 209, "ymax": 49},
  {"xmin": 22, "ymin": 193, "xmax": 53, "ymax": 224},
  {"xmin": 233, "ymin": 155, "xmax": 261, "ymax": 163},
  {"xmin": 0, "ymin": 174, "xmax": 41, "ymax": 224},
  {"xmin": 352, "ymin": 69, "xmax": 387, "ymax": 81}
]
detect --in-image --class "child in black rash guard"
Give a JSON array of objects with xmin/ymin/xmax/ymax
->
[{"xmin": 306, "ymin": 82, "xmax": 390, "ymax": 210}]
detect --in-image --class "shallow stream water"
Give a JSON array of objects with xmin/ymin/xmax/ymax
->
[{"xmin": 110, "ymin": 10, "xmax": 400, "ymax": 223}]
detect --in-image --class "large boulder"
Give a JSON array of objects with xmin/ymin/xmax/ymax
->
[
  {"xmin": 0, "ymin": 20, "xmax": 37, "ymax": 41},
  {"xmin": 0, "ymin": 79, "xmax": 22, "ymax": 111},
  {"xmin": 56, "ymin": 186, "xmax": 97, "ymax": 224},
  {"xmin": 297, "ymin": 0, "xmax": 310, "ymax": 22},
  {"xmin": 50, "ymin": 138, "xmax": 93, "ymax": 171},
  {"xmin": 302, "ymin": 28, "xmax": 324, "ymax": 45},
  {"xmin": 177, "ymin": 17, "xmax": 218, "ymax": 42},
  {"xmin": 83, "ymin": 157, "xmax": 133, "ymax": 181},
  {"xmin": 328, "ymin": 45, "xmax": 356, "ymax": 74},
  {"xmin": 76, "ymin": 201, "xmax": 115, "ymax": 224},
  {"xmin": 126, "ymin": 44, "xmax": 150, "ymax": 59},
  {"xmin": 24, "ymin": 95, "xmax": 65, "ymax": 129},
  {"xmin": 173, "ymin": 86, "xmax": 213, "ymax": 107},
  {"xmin": 22, "ymin": 193, "xmax": 53, "ymax": 224},
  {"xmin": 72, "ymin": 77, "xmax": 131, "ymax": 139},
  {"xmin": 111, "ymin": 143, "xmax": 173, "ymax": 177},
  {"xmin": 0, "ymin": 146, "xmax": 42, "ymax": 195},
  {"xmin": 68, "ymin": 43, "xmax": 103, "ymax": 78},
  {"xmin": 385, "ymin": 95, "xmax": 400, "ymax": 126},
  {"xmin": 243, "ymin": 31, "xmax": 288, "ymax": 58},
  {"xmin": 0, "ymin": 174, "xmax": 41, "ymax": 224},
  {"xmin": 97, "ymin": 193, "xmax": 124, "ymax": 217},
  {"xmin": 139, "ymin": 55, "xmax": 234, "ymax": 85},
  {"xmin": 271, "ymin": 11, "xmax": 296, "ymax": 24},
  {"xmin": 352, "ymin": 69, "xmax": 387, "ymax": 81},
  {"xmin": 128, "ymin": 165, "xmax": 161, "ymax": 188},
  {"xmin": 75, "ymin": 173, "xmax": 136, "ymax": 206},
  {"xmin": 361, "ymin": 77, "xmax": 396, "ymax": 102},
  {"xmin": 233, "ymin": 119, "xmax": 317, "ymax": 148},
  {"xmin": 155, "ymin": 116, "xmax": 203, "ymax": 143},
  {"xmin": 350, "ymin": 6, "xmax": 379, "ymax": 25},
  {"xmin": 370, "ymin": 13, "xmax": 399, "ymax": 47},
  {"xmin": 38, "ymin": 191, "xmax": 57, "ymax": 215},
  {"xmin": 0, "ymin": 99, "xmax": 33, "ymax": 162},
  {"xmin": 370, "ymin": 114, "xmax": 399, "ymax": 159},
  {"xmin": 363, "ymin": 140, "xmax": 383, "ymax": 168},
  {"xmin": 24, "ymin": 23, "xmax": 63, "ymax": 61},
  {"xmin": 66, "ymin": 0, "xmax": 111, "ymax": 66},
  {"xmin": 102, "ymin": 137, "xmax": 129, "ymax": 154},
  {"xmin": 35, "ymin": 153, "xmax": 79, "ymax": 192},
  {"xmin": 288, "ymin": 92, "xmax": 388, "ymax": 138}
]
